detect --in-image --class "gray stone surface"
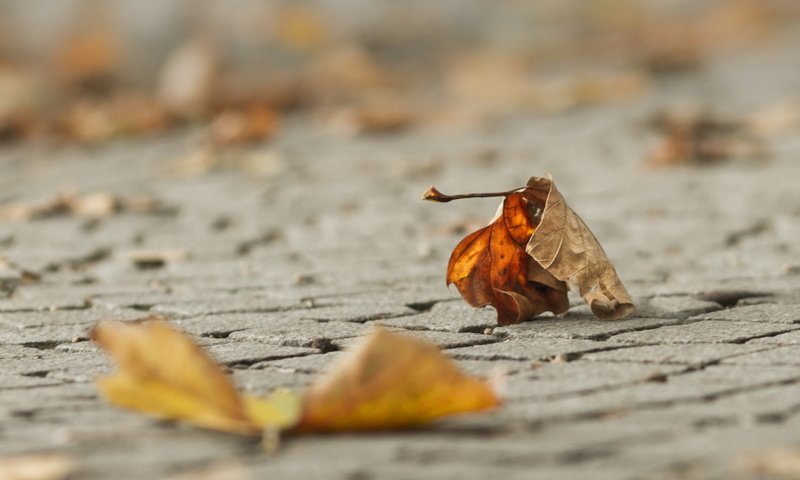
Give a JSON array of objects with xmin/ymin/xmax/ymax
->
[{"xmin": 1, "ymin": 34, "xmax": 800, "ymax": 480}]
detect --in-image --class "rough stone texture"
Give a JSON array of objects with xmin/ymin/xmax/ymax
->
[{"xmin": 1, "ymin": 36, "xmax": 800, "ymax": 480}]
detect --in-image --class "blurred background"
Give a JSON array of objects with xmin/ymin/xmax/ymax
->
[{"xmin": 1, "ymin": 0, "xmax": 799, "ymax": 149}]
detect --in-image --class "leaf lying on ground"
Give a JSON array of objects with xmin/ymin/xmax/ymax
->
[
  {"xmin": 646, "ymin": 108, "xmax": 767, "ymax": 167},
  {"xmin": 742, "ymin": 447, "xmax": 800, "ymax": 478},
  {"xmin": 297, "ymin": 327, "xmax": 500, "ymax": 431},
  {"xmin": 0, "ymin": 453, "xmax": 73, "ymax": 480},
  {"xmin": 424, "ymin": 174, "xmax": 634, "ymax": 322},
  {"xmin": 91, "ymin": 317, "xmax": 300, "ymax": 435},
  {"xmin": 92, "ymin": 317, "xmax": 499, "ymax": 437},
  {"xmin": 0, "ymin": 191, "xmax": 175, "ymax": 222}
]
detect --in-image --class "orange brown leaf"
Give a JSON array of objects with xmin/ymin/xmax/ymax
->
[{"xmin": 446, "ymin": 192, "xmax": 569, "ymax": 325}]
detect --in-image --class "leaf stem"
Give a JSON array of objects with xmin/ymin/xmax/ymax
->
[{"xmin": 422, "ymin": 185, "xmax": 526, "ymax": 203}]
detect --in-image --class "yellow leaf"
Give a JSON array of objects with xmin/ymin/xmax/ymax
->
[
  {"xmin": 91, "ymin": 317, "xmax": 299, "ymax": 435},
  {"xmin": 296, "ymin": 328, "xmax": 500, "ymax": 432}
]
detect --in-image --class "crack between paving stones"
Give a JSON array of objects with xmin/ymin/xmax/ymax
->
[{"xmin": 740, "ymin": 327, "xmax": 800, "ymax": 343}]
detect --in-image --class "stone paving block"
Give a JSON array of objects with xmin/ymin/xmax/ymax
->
[
  {"xmin": 0, "ymin": 323, "xmax": 93, "ymax": 345},
  {"xmin": 204, "ymin": 341, "xmax": 317, "ymax": 366},
  {"xmin": 608, "ymin": 320, "xmax": 800, "ymax": 345},
  {"xmin": 4, "ymin": 350, "xmax": 106, "ymax": 376},
  {"xmin": 494, "ymin": 314, "xmax": 685, "ymax": 341},
  {"xmin": 174, "ymin": 311, "xmax": 376, "ymax": 337},
  {"xmin": 580, "ymin": 422, "xmax": 800, "ymax": 480},
  {"xmin": 583, "ymin": 343, "xmax": 774, "ymax": 365},
  {"xmin": 373, "ymin": 300, "xmax": 499, "ymax": 333},
  {"xmin": 504, "ymin": 360, "xmax": 686, "ymax": 400},
  {"xmin": 0, "ymin": 383, "xmax": 100, "ymax": 412},
  {"xmin": 150, "ymin": 295, "xmax": 309, "ymax": 317},
  {"xmin": 500, "ymin": 363, "xmax": 800, "ymax": 425},
  {"xmin": 627, "ymin": 381, "xmax": 800, "ymax": 426},
  {"xmin": 0, "ymin": 308, "xmax": 145, "ymax": 329},
  {"xmin": 676, "ymin": 364, "xmax": 800, "ymax": 385},
  {"xmin": 0, "ymin": 294, "xmax": 90, "ymax": 312},
  {"xmin": 0, "ymin": 344, "xmax": 45, "ymax": 359},
  {"xmin": 291, "ymin": 302, "xmax": 416, "ymax": 322},
  {"xmin": 332, "ymin": 329, "xmax": 500, "ymax": 350},
  {"xmin": 689, "ymin": 303, "xmax": 800, "ymax": 324},
  {"xmin": 633, "ymin": 295, "xmax": 723, "ymax": 319},
  {"xmin": 226, "ymin": 319, "xmax": 372, "ymax": 349},
  {"xmin": 88, "ymin": 290, "xmax": 235, "ymax": 311},
  {"xmin": 0, "ymin": 372, "xmax": 66, "ymax": 389},
  {"xmin": 73, "ymin": 429, "xmax": 256, "ymax": 480},
  {"xmin": 447, "ymin": 338, "xmax": 619, "ymax": 361},
  {"xmin": 251, "ymin": 352, "xmax": 345, "ymax": 373}
]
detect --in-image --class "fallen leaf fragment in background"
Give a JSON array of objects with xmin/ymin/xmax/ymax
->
[
  {"xmin": 525, "ymin": 176, "xmax": 635, "ymax": 320},
  {"xmin": 158, "ymin": 38, "xmax": 218, "ymax": 118},
  {"xmin": 272, "ymin": 6, "xmax": 329, "ymax": 51},
  {"xmin": 53, "ymin": 27, "xmax": 119, "ymax": 92},
  {"xmin": 0, "ymin": 453, "xmax": 73, "ymax": 480},
  {"xmin": 742, "ymin": 447, "xmax": 800, "ymax": 478},
  {"xmin": 297, "ymin": 327, "xmax": 501, "ymax": 431},
  {"xmin": 91, "ymin": 317, "xmax": 301, "ymax": 435},
  {"xmin": 0, "ymin": 191, "xmax": 175, "ymax": 222},
  {"xmin": 746, "ymin": 101, "xmax": 800, "ymax": 137},
  {"xmin": 424, "ymin": 175, "xmax": 634, "ymax": 322},
  {"xmin": 306, "ymin": 44, "xmax": 396, "ymax": 102},
  {"xmin": 58, "ymin": 94, "xmax": 173, "ymax": 143},
  {"xmin": 326, "ymin": 100, "xmax": 416, "ymax": 135},
  {"xmin": 0, "ymin": 65, "xmax": 40, "ymax": 142},
  {"xmin": 209, "ymin": 104, "xmax": 279, "ymax": 146},
  {"xmin": 92, "ymin": 319, "xmax": 499, "ymax": 437},
  {"xmin": 646, "ymin": 108, "xmax": 767, "ymax": 167},
  {"xmin": 444, "ymin": 192, "xmax": 568, "ymax": 325},
  {"xmin": 166, "ymin": 461, "xmax": 251, "ymax": 480}
]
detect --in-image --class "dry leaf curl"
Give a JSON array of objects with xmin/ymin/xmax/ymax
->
[{"xmin": 524, "ymin": 176, "xmax": 634, "ymax": 320}]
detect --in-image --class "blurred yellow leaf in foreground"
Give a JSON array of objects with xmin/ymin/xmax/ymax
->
[
  {"xmin": 92, "ymin": 317, "xmax": 500, "ymax": 437},
  {"xmin": 91, "ymin": 318, "xmax": 300, "ymax": 435}
]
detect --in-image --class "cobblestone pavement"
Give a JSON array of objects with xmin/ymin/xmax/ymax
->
[{"xmin": 2, "ymin": 40, "xmax": 800, "ymax": 480}]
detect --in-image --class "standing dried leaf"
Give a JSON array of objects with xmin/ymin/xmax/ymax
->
[
  {"xmin": 425, "ymin": 175, "xmax": 634, "ymax": 322},
  {"xmin": 524, "ymin": 176, "xmax": 634, "ymax": 320},
  {"xmin": 297, "ymin": 327, "xmax": 500, "ymax": 432}
]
